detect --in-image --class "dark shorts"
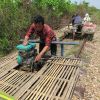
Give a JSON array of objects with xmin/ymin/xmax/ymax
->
[
  {"xmin": 73, "ymin": 24, "xmax": 82, "ymax": 32},
  {"xmin": 39, "ymin": 37, "xmax": 57, "ymax": 56}
]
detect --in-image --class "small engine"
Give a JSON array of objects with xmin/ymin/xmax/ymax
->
[{"xmin": 16, "ymin": 43, "xmax": 39, "ymax": 72}]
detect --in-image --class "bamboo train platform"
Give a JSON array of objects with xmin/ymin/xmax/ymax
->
[{"xmin": 0, "ymin": 55, "xmax": 82, "ymax": 100}]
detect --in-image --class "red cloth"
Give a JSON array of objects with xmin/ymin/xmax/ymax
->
[
  {"xmin": 82, "ymin": 23, "xmax": 96, "ymax": 33},
  {"xmin": 83, "ymin": 23, "xmax": 96, "ymax": 30},
  {"xmin": 25, "ymin": 24, "xmax": 56, "ymax": 46},
  {"xmin": 83, "ymin": 22, "xmax": 96, "ymax": 28}
]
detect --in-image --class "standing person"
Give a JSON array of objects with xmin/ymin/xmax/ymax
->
[
  {"xmin": 72, "ymin": 13, "xmax": 82, "ymax": 39},
  {"xmin": 23, "ymin": 15, "xmax": 57, "ymax": 62},
  {"xmin": 71, "ymin": 14, "xmax": 76, "ymax": 26}
]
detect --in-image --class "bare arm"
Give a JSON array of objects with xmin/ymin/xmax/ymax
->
[
  {"xmin": 39, "ymin": 45, "xmax": 49, "ymax": 56},
  {"xmin": 35, "ymin": 45, "xmax": 49, "ymax": 62},
  {"xmin": 23, "ymin": 36, "xmax": 29, "ymax": 45}
]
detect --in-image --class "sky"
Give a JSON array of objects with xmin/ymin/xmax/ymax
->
[{"xmin": 71, "ymin": 0, "xmax": 100, "ymax": 9}]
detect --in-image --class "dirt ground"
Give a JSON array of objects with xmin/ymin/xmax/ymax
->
[{"xmin": 72, "ymin": 26, "xmax": 100, "ymax": 100}]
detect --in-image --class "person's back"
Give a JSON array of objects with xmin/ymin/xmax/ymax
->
[{"xmin": 74, "ymin": 15, "xmax": 82, "ymax": 25}]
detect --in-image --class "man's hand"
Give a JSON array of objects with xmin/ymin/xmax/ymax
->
[
  {"xmin": 23, "ymin": 40, "xmax": 28, "ymax": 46},
  {"xmin": 34, "ymin": 46, "xmax": 49, "ymax": 62},
  {"xmin": 23, "ymin": 36, "xmax": 29, "ymax": 46},
  {"xmin": 35, "ymin": 54, "xmax": 42, "ymax": 62}
]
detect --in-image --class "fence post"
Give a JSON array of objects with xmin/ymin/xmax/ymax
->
[{"xmin": 61, "ymin": 44, "xmax": 64, "ymax": 56}]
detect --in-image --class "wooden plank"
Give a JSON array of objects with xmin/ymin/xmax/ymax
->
[
  {"xmin": 61, "ymin": 67, "xmax": 79, "ymax": 99},
  {"xmin": 0, "ymin": 60, "xmax": 18, "ymax": 78},
  {"xmin": 0, "ymin": 53, "xmax": 17, "ymax": 66},
  {"xmin": 0, "ymin": 70, "xmax": 15, "ymax": 81},
  {"xmin": 8, "ymin": 73, "xmax": 35, "ymax": 96},
  {"xmin": 64, "ymin": 68, "xmax": 79, "ymax": 99},
  {"xmin": 20, "ymin": 59, "xmax": 80, "ymax": 100},
  {"xmin": 14, "ymin": 63, "xmax": 52, "ymax": 99},
  {"xmin": 32, "ymin": 64, "xmax": 61, "ymax": 100},
  {"xmin": 0, "ymin": 71, "xmax": 36, "ymax": 96},
  {"xmin": 0, "ymin": 58, "xmax": 16, "ymax": 69},
  {"xmin": 49, "ymin": 65, "xmax": 74, "ymax": 99},
  {"xmin": 54, "ymin": 66, "xmax": 74, "ymax": 97},
  {"xmin": 68, "ymin": 69, "xmax": 79, "ymax": 100},
  {"xmin": 5, "ymin": 72, "xmax": 20, "ymax": 84},
  {"xmin": 0, "ymin": 57, "xmax": 81, "ymax": 100},
  {"xmin": 18, "ymin": 63, "xmax": 55, "ymax": 100},
  {"xmin": 25, "ymin": 64, "xmax": 59, "ymax": 100},
  {"xmin": 43, "ymin": 65, "xmax": 67, "ymax": 100},
  {"xmin": 0, "ymin": 70, "xmax": 18, "ymax": 82},
  {"xmin": 19, "ymin": 63, "xmax": 58, "ymax": 100}
]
